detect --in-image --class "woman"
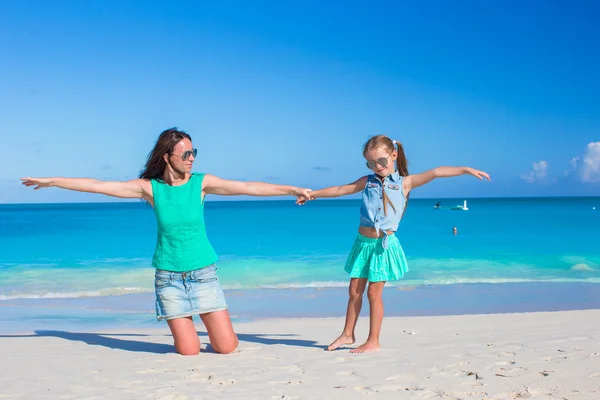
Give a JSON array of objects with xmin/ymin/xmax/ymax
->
[{"xmin": 21, "ymin": 127, "xmax": 311, "ymax": 355}]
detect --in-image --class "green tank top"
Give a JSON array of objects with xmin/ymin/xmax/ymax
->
[{"xmin": 150, "ymin": 173, "xmax": 218, "ymax": 272}]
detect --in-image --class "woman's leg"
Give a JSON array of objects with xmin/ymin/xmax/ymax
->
[
  {"xmin": 200, "ymin": 309, "xmax": 239, "ymax": 354},
  {"xmin": 327, "ymin": 278, "xmax": 368, "ymax": 351},
  {"xmin": 351, "ymin": 280, "xmax": 385, "ymax": 353},
  {"xmin": 167, "ymin": 316, "xmax": 201, "ymax": 355}
]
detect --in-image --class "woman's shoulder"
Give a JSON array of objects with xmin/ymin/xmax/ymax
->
[
  {"xmin": 191, "ymin": 172, "xmax": 209, "ymax": 188},
  {"xmin": 133, "ymin": 177, "xmax": 153, "ymax": 187}
]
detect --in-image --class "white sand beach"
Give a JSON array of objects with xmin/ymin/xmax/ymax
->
[{"xmin": 1, "ymin": 310, "xmax": 599, "ymax": 399}]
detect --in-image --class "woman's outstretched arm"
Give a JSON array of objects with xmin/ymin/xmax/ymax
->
[
  {"xmin": 20, "ymin": 177, "xmax": 151, "ymax": 199},
  {"xmin": 202, "ymin": 175, "xmax": 311, "ymax": 198}
]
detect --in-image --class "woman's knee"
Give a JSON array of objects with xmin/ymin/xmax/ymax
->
[
  {"xmin": 175, "ymin": 342, "xmax": 201, "ymax": 356},
  {"xmin": 212, "ymin": 336, "xmax": 239, "ymax": 354},
  {"xmin": 173, "ymin": 332, "xmax": 201, "ymax": 355},
  {"xmin": 167, "ymin": 316, "xmax": 201, "ymax": 355}
]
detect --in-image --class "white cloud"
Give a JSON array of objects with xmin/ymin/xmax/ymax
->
[
  {"xmin": 580, "ymin": 142, "xmax": 600, "ymax": 183},
  {"xmin": 524, "ymin": 142, "xmax": 599, "ymax": 184},
  {"xmin": 564, "ymin": 157, "xmax": 580, "ymax": 177},
  {"xmin": 521, "ymin": 160, "xmax": 549, "ymax": 183}
]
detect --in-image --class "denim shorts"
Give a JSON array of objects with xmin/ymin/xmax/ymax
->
[{"xmin": 154, "ymin": 264, "xmax": 228, "ymax": 321}]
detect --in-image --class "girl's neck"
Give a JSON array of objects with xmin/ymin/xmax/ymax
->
[{"xmin": 375, "ymin": 170, "xmax": 396, "ymax": 180}]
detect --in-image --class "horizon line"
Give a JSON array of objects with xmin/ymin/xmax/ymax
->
[{"xmin": 1, "ymin": 194, "xmax": 599, "ymax": 206}]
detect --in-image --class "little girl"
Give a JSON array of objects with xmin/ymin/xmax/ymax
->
[{"xmin": 298, "ymin": 135, "xmax": 490, "ymax": 353}]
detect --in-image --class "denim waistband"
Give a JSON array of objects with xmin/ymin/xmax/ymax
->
[{"xmin": 155, "ymin": 264, "xmax": 216, "ymax": 280}]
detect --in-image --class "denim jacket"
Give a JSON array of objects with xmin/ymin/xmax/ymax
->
[{"xmin": 359, "ymin": 171, "xmax": 407, "ymax": 248}]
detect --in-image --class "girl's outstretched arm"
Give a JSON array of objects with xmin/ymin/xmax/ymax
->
[
  {"xmin": 202, "ymin": 175, "xmax": 311, "ymax": 198},
  {"xmin": 298, "ymin": 176, "xmax": 368, "ymax": 204},
  {"xmin": 20, "ymin": 177, "xmax": 151, "ymax": 199},
  {"xmin": 404, "ymin": 166, "xmax": 489, "ymax": 195}
]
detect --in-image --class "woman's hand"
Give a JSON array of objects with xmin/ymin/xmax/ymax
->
[
  {"xmin": 21, "ymin": 177, "xmax": 52, "ymax": 190},
  {"xmin": 20, "ymin": 177, "xmax": 149, "ymax": 199},
  {"xmin": 290, "ymin": 187, "xmax": 313, "ymax": 199}
]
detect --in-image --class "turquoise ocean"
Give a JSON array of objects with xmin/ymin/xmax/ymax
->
[{"xmin": 1, "ymin": 197, "xmax": 599, "ymax": 331}]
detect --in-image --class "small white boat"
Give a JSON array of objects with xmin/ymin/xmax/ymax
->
[{"xmin": 451, "ymin": 200, "xmax": 469, "ymax": 211}]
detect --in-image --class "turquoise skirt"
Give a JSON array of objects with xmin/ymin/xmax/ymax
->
[{"xmin": 344, "ymin": 234, "xmax": 409, "ymax": 282}]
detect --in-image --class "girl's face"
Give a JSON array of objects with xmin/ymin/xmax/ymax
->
[{"xmin": 364, "ymin": 146, "xmax": 397, "ymax": 176}]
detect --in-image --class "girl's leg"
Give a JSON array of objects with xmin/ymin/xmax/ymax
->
[
  {"xmin": 327, "ymin": 278, "xmax": 368, "ymax": 351},
  {"xmin": 167, "ymin": 316, "xmax": 201, "ymax": 355},
  {"xmin": 200, "ymin": 309, "xmax": 239, "ymax": 354},
  {"xmin": 351, "ymin": 280, "xmax": 385, "ymax": 353}
]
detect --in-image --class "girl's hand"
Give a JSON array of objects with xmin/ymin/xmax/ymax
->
[
  {"xmin": 21, "ymin": 177, "xmax": 52, "ymax": 190},
  {"xmin": 295, "ymin": 194, "xmax": 313, "ymax": 205},
  {"xmin": 465, "ymin": 168, "xmax": 490, "ymax": 180}
]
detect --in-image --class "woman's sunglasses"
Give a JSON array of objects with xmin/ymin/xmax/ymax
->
[
  {"xmin": 171, "ymin": 148, "xmax": 197, "ymax": 161},
  {"xmin": 366, "ymin": 154, "xmax": 391, "ymax": 170}
]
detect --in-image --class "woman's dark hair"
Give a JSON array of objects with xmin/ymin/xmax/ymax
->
[{"xmin": 139, "ymin": 128, "xmax": 192, "ymax": 180}]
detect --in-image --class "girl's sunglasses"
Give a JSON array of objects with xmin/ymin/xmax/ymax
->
[
  {"xmin": 366, "ymin": 154, "xmax": 391, "ymax": 170},
  {"xmin": 171, "ymin": 148, "xmax": 197, "ymax": 161}
]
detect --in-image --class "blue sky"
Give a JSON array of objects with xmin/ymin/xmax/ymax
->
[{"xmin": 1, "ymin": 0, "xmax": 599, "ymax": 203}]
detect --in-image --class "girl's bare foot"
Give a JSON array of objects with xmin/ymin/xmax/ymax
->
[
  {"xmin": 327, "ymin": 334, "xmax": 355, "ymax": 351},
  {"xmin": 350, "ymin": 340, "xmax": 380, "ymax": 353}
]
